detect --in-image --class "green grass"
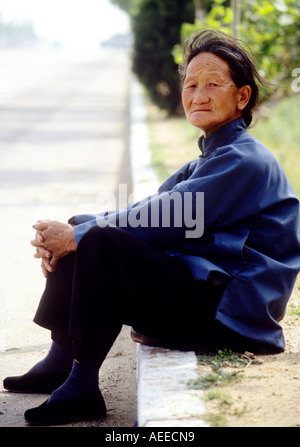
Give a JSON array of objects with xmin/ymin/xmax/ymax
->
[
  {"xmin": 186, "ymin": 349, "xmax": 249, "ymax": 391},
  {"xmin": 249, "ymin": 94, "xmax": 300, "ymax": 197},
  {"xmin": 287, "ymin": 303, "xmax": 300, "ymax": 317},
  {"xmin": 186, "ymin": 349, "xmax": 251, "ymax": 427}
]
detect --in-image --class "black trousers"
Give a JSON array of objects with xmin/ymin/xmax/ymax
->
[{"xmin": 33, "ymin": 226, "xmax": 242, "ymax": 368}]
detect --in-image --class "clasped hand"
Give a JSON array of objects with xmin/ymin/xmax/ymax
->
[{"xmin": 31, "ymin": 220, "xmax": 76, "ymax": 278}]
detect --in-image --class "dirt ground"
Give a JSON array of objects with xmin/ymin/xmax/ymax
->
[{"xmin": 197, "ymin": 278, "xmax": 300, "ymax": 427}]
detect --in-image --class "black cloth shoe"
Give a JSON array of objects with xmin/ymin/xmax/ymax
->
[
  {"xmin": 3, "ymin": 371, "xmax": 70, "ymax": 394},
  {"xmin": 24, "ymin": 390, "xmax": 107, "ymax": 426}
]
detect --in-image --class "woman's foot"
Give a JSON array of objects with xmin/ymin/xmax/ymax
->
[
  {"xmin": 24, "ymin": 360, "xmax": 104, "ymax": 425},
  {"xmin": 24, "ymin": 390, "xmax": 106, "ymax": 425},
  {"xmin": 3, "ymin": 370, "xmax": 70, "ymax": 394},
  {"xmin": 3, "ymin": 341, "xmax": 73, "ymax": 394}
]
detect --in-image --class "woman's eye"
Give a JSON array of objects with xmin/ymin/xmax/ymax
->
[{"xmin": 207, "ymin": 82, "xmax": 218, "ymax": 88}]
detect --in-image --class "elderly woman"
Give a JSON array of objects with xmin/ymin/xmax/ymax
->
[{"xmin": 4, "ymin": 30, "xmax": 300, "ymax": 425}]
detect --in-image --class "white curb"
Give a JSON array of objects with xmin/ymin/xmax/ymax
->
[{"xmin": 137, "ymin": 345, "xmax": 208, "ymax": 427}]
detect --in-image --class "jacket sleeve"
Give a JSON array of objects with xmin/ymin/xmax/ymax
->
[
  {"xmin": 69, "ymin": 160, "xmax": 196, "ymax": 247},
  {"xmin": 71, "ymin": 142, "xmax": 292, "ymax": 250}
]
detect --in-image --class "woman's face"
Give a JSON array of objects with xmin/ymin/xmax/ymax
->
[{"xmin": 182, "ymin": 52, "xmax": 250, "ymax": 137}]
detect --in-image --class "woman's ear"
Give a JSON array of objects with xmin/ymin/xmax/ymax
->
[{"xmin": 237, "ymin": 85, "xmax": 251, "ymax": 111}]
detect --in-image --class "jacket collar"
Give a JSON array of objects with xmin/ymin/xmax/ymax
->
[{"xmin": 198, "ymin": 117, "xmax": 247, "ymax": 157}]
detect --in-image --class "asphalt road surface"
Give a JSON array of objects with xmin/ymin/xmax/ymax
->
[{"xmin": 0, "ymin": 46, "xmax": 137, "ymax": 427}]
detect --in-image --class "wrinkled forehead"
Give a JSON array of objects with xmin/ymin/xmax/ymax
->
[{"xmin": 185, "ymin": 52, "xmax": 232, "ymax": 80}]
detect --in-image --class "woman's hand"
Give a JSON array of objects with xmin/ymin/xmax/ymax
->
[{"xmin": 31, "ymin": 220, "xmax": 77, "ymax": 277}]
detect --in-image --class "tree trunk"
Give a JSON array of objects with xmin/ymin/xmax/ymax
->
[{"xmin": 193, "ymin": 0, "xmax": 205, "ymax": 21}]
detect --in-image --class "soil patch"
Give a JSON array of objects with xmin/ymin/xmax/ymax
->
[{"xmin": 195, "ymin": 279, "xmax": 300, "ymax": 427}]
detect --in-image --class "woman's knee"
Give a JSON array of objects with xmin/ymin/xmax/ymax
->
[{"xmin": 77, "ymin": 225, "xmax": 128, "ymax": 256}]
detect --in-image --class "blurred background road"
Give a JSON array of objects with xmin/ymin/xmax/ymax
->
[{"xmin": 0, "ymin": 0, "xmax": 138, "ymax": 427}]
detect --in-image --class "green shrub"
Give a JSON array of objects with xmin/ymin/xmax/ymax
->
[{"xmin": 131, "ymin": 0, "xmax": 195, "ymax": 115}]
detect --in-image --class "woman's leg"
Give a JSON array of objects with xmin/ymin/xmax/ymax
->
[
  {"xmin": 20, "ymin": 225, "xmax": 229, "ymax": 424},
  {"xmin": 33, "ymin": 252, "xmax": 77, "ymax": 347},
  {"xmin": 32, "ymin": 225, "xmax": 227, "ymax": 367},
  {"xmin": 3, "ymin": 254, "xmax": 77, "ymax": 394},
  {"xmin": 68, "ymin": 225, "xmax": 198, "ymax": 367},
  {"xmin": 23, "ymin": 225, "xmax": 203, "ymax": 424}
]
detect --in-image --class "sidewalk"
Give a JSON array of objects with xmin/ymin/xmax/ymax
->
[{"xmin": 0, "ymin": 47, "xmax": 137, "ymax": 427}]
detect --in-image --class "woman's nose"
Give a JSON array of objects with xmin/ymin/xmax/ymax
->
[{"xmin": 193, "ymin": 85, "xmax": 210, "ymax": 104}]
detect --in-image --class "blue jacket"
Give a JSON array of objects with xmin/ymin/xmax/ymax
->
[{"xmin": 70, "ymin": 118, "xmax": 300, "ymax": 350}]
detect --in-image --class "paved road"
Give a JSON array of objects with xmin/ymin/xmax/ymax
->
[{"xmin": 0, "ymin": 47, "xmax": 137, "ymax": 427}]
